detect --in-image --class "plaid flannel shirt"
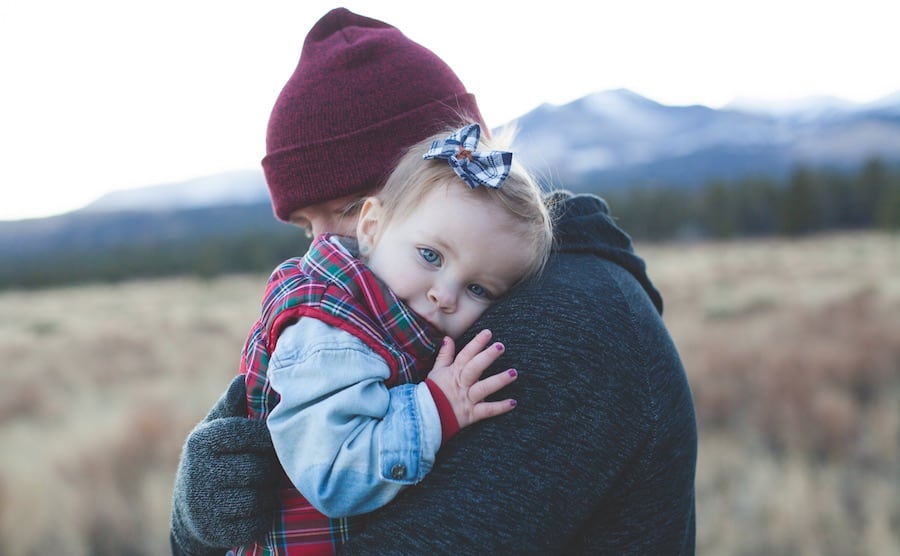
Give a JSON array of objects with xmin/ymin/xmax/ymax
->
[{"xmin": 235, "ymin": 234, "xmax": 440, "ymax": 555}]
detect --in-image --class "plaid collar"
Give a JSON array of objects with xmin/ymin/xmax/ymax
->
[{"xmin": 301, "ymin": 233, "xmax": 441, "ymax": 365}]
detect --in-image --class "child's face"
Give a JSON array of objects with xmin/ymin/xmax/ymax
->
[{"xmin": 357, "ymin": 182, "xmax": 533, "ymax": 339}]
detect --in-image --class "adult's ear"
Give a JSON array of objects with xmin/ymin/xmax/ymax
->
[{"xmin": 356, "ymin": 197, "xmax": 383, "ymax": 258}]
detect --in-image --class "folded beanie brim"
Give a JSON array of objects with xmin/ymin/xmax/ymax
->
[{"xmin": 263, "ymin": 92, "xmax": 481, "ymax": 221}]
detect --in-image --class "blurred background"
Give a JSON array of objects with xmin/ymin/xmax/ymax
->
[{"xmin": 1, "ymin": 1, "xmax": 898, "ymax": 554}]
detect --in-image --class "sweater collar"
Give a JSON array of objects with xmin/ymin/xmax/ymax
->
[{"xmin": 548, "ymin": 191, "xmax": 664, "ymax": 314}]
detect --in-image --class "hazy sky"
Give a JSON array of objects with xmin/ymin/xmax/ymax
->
[{"xmin": 1, "ymin": 0, "xmax": 897, "ymax": 221}]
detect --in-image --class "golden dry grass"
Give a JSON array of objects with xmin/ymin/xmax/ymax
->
[
  {"xmin": 0, "ymin": 277, "xmax": 258, "ymax": 554},
  {"xmin": 1, "ymin": 232, "xmax": 898, "ymax": 555},
  {"xmin": 643, "ymin": 232, "xmax": 900, "ymax": 555}
]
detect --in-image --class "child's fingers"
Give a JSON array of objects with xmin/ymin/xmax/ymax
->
[
  {"xmin": 468, "ymin": 368, "xmax": 518, "ymax": 402},
  {"xmin": 433, "ymin": 336, "xmax": 456, "ymax": 369},
  {"xmin": 458, "ymin": 340, "xmax": 506, "ymax": 386},
  {"xmin": 471, "ymin": 398, "xmax": 518, "ymax": 422},
  {"xmin": 453, "ymin": 329, "xmax": 494, "ymax": 367}
]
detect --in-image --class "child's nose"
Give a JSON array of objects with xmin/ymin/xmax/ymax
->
[{"xmin": 428, "ymin": 285, "xmax": 457, "ymax": 312}]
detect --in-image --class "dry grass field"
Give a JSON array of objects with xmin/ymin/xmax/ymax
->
[{"xmin": 0, "ymin": 232, "xmax": 897, "ymax": 555}]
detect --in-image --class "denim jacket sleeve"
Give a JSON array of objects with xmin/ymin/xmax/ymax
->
[{"xmin": 265, "ymin": 317, "xmax": 442, "ymax": 518}]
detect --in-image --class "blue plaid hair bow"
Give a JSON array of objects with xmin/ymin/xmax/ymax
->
[{"xmin": 423, "ymin": 123, "xmax": 513, "ymax": 189}]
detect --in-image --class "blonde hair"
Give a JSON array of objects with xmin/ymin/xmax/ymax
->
[{"xmin": 375, "ymin": 122, "xmax": 553, "ymax": 286}]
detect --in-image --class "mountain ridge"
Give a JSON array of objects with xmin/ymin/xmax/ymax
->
[{"xmin": 510, "ymin": 88, "xmax": 900, "ymax": 191}]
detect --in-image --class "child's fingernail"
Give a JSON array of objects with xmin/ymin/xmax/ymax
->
[
  {"xmin": 508, "ymin": 368, "xmax": 517, "ymax": 377},
  {"xmin": 509, "ymin": 399, "xmax": 517, "ymax": 407},
  {"xmin": 441, "ymin": 337, "xmax": 448, "ymax": 346},
  {"xmin": 495, "ymin": 343, "xmax": 504, "ymax": 351}
]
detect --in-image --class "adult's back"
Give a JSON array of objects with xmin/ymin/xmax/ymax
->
[{"xmin": 341, "ymin": 191, "xmax": 697, "ymax": 554}]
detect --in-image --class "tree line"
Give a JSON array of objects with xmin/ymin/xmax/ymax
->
[
  {"xmin": 604, "ymin": 158, "xmax": 900, "ymax": 241},
  {"xmin": 1, "ymin": 158, "xmax": 898, "ymax": 290},
  {"xmin": 0, "ymin": 229, "xmax": 311, "ymax": 291}
]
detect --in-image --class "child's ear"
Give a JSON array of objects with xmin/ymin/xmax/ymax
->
[{"xmin": 356, "ymin": 197, "xmax": 383, "ymax": 256}]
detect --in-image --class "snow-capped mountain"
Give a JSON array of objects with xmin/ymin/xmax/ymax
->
[
  {"xmin": 509, "ymin": 88, "xmax": 900, "ymax": 191},
  {"xmin": 82, "ymin": 170, "xmax": 269, "ymax": 213}
]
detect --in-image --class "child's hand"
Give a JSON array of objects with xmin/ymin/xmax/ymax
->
[{"xmin": 426, "ymin": 329, "xmax": 518, "ymax": 430}]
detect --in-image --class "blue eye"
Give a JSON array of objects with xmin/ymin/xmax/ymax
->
[
  {"xmin": 467, "ymin": 284, "xmax": 488, "ymax": 298},
  {"xmin": 419, "ymin": 247, "xmax": 440, "ymax": 266}
]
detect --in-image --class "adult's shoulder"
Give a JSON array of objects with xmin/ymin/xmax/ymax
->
[
  {"xmin": 499, "ymin": 251, "xmax": 660, "ymax": 345},
  {"xmin": 543, "ymin": 188, "xmax": 664, "ymax": 314},
  {"xmin": 477, "ymin": 244, "xmax": 681, "ymax": 412}
]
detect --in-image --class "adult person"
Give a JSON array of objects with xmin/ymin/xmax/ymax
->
[{"xmin": 170, "ymin": 7, "xmax": 697, "ymax": 555}]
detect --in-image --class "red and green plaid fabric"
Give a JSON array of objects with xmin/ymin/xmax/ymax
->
[{"xmin": 234, "ymin": 234, "xmax": 440, "ymax": 555}]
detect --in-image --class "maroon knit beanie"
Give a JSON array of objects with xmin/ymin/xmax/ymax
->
[{"xmin": 262, "ymin": 7, "xmax": 486, "ymax": 221}]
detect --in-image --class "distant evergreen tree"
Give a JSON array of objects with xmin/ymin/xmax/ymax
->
[
  {"xmin": 605, "ymin": 188, "xmax": 695, "ymax": 241},
  {"xmin": 733, "ymin": 176, "xmax": 780, "ymax": 237},
  {"xmin": 876, "ymin": 178, "xmax": 900, "ymax": 231},
  {"xmin": 778, "ymin": 166, "xmax": 822, "ymax": 236},
  {"xmin": 856, "ymin": 158, "xmax": 890, "ymax": 227},
  {"xmin": 700, "ymin": 181, "xmax": 737, "ymax": 238}
]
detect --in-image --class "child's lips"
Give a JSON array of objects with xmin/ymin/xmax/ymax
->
[{"xmin": 422, "ymin": 314, "xmax": 444, "ymax": 334}]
